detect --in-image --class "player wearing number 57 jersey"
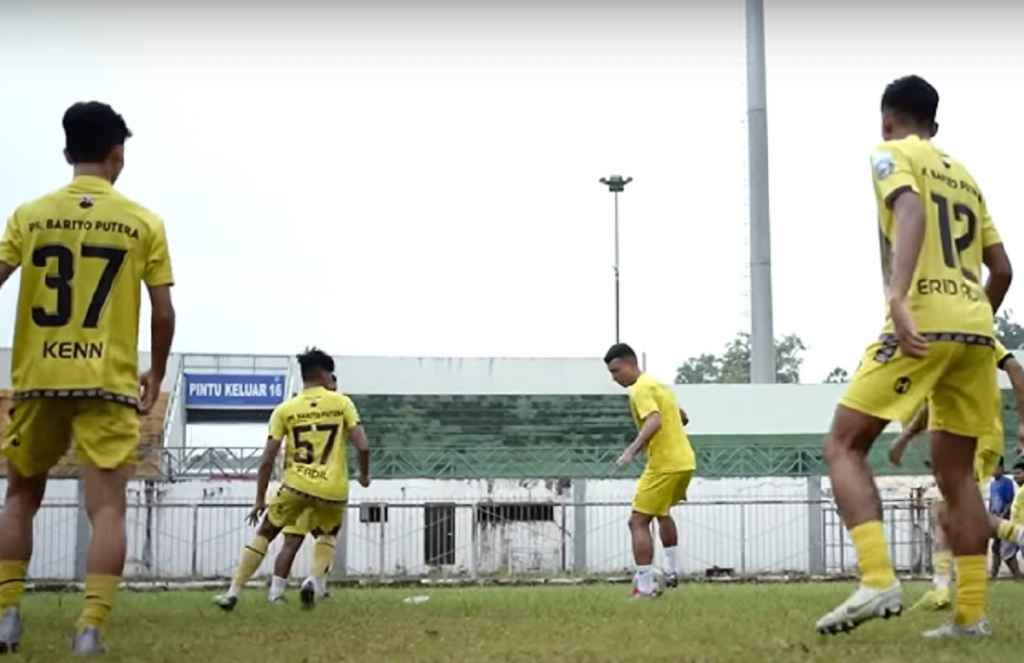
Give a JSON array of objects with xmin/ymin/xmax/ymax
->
[
  {"xmin": 215, "ymin": 348, "xmax": 371, "ymax": 612},
  {"xmin": 0, "ymin": 102, "xmax": 176, "ymax": 656},
  {"xmin": 816, "ymin": 76, "xmax": 1013, "ymax": 640}
]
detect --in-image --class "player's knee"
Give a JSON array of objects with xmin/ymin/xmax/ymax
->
[{"xmin": 629, "ymin": 512, "xmax": 652, "ymax": 530}]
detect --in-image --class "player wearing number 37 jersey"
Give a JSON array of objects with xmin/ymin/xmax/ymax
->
[
  {"xmin": 0, "ymin": 101, "xmax": 176, "ymax": 656},
  {"xmin": 215, "ymin": 348, "xmax": 371, "ymax": 612},
  {"xmin": 816, "ymin": 75, "xmax": 1013, "ymax": 640}
]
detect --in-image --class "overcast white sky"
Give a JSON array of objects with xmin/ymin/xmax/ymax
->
[{"xmin": 2, "ymin": 0, "xmax": 1023, "ymax": 385}]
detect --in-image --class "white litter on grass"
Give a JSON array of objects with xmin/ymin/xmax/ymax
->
[{"xmin": 403, "ymin": 595, "xmax": 431, "ymax": 605}]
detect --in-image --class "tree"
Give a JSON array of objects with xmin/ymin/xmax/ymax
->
[
  {"xmin": 674, "ymin": 332, "xmax": 807, "ymax": 384},
  {"xmin": 995, "ymin": 310, "xmax": 1024, "ymax": 349},
  {"xmin": 824, "ymin": 367, "xmax": 849, "ymax": 383},
  {"xmin": 674, "ymin": 353, "xmax": 720, "ymax": 385}
]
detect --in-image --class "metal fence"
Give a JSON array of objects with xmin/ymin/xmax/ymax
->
[{"xmin": 16, "ymin": 497, "xmax": 940, "ymax": 582}]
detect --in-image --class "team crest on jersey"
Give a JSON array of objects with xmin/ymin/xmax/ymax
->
[
  {"xmin": 871, "ymin": 151, "xmax": 895, "ymax": 180},
  {"xmin": 894, "ymin": 376, "xmax": 912, "ymax": 395},
  {"xmin": 79, "ymin": 195, "xmax": 94, "ymax": 209}
]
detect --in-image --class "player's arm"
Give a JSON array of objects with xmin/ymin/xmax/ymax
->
[
  {"xmin": 1002, "ymin": 355, "xmax": 1024, "ymax": 454},
  {"xmin": 0, "ymin": 262, "xmax": 17, "ymax": 290},
  {"xmin": 349, "ymin": 425, "xmax": 371, "ymax": 488},
  {"xmin": 616, "ymin": 412, "xmax": 661, "ymax": 467},
  {"xmin": 980, "ymin": 200, "xmax": 1011, "ymax": 314},
  {"xmin": 0, "ymin": 212, "xmax": 24, "ymax": 290},
  {"xmin": 889, "ymin": 405, "xmax": 928, "ymax": 467},
  {"xmin": 249, "ymin": 435, "xmax": 283, "ymax": 525},
  {"xmin": 984, "ymin": 243, "xmax": 1012, "ymax": 315},
  {"xmin": 887, "ymin": 190, "xmax": 929, "ymax": 358},
  {"xmin": 140, "ymin": 284, "xmax": 176, "ymax": 413}
]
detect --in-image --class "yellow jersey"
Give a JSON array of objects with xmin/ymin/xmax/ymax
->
[
  {"xmin": 1012, "ymin": 483, "xmax": 1024, "ymax": 525},
  {"xmin": 871, "ymin": 136, "xmax": 999, "ymax": 339},
  {"xmin": 628, "ymin": 373, "xmax": 696, "ymax": 473},
  {"xmin": 0, "ymin": 176, "xmax": 174, "ymax": 405},
  {"xmin": 270, "ymin": 386, "xmax": 361, "ymax": 502}
]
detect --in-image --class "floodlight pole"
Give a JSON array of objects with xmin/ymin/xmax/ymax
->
[
  {"xmin": 746, "ymin": 0, "xmax": 776, "ymax": 383},
  {"xmin": 600, "ymin": 175, "xmax": 632, "ymax": 343}
]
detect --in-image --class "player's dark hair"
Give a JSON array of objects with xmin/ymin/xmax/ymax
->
[
  {"xmin": 881, "ymin": 75, "xmax": 939, "ymax": 128},
  {"xmin": 604, "ymin": 343, "xmax": 638, "ymax": 365},
  {"xmin": 63, "ymin": 101, "xmax": 132, "ymax": 163},
  {"xmin": 1014, "ymin": 459, "xmax": 1024, "ymax": 472},
  {"xmin": 297, "ymin": 347, "xmax": 335, "ymax": 381}
]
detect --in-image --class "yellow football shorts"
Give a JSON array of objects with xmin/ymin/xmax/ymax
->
[
  {"xmin": 842, "ymin": 340, "xmax": 997, "ymax": 439},
  {"xmin": 1, "ymin": 398, "xmax": 140, "ymax": 477},
  {"xmin": 632, "ymin": 470, "xmax": 693, "ymax": 517},
  {"xmin": 269, "ymin": 485, "xmax": 345, "ymax": 534}
]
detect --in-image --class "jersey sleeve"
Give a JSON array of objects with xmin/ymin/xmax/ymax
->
[
  {"xmin": 629, "ymin": 382, "xmax": 659, "ymax": 422},
  {"xmin": 871, "ymin": 143, "xmax": 918, "ymax": 207},
  {"xmin": 0, "ymin": 212, "xmax": 24, "ymax": 267},
  {"xmin": 268, "ymin": 405, "xmax": 287, "ymax": 440},
  {"xmin": 143, "ymin": 218, "xmax": 174, "ymax": 287},
  {"xmin": 981, "ymin": 199, "xmax": 1002, "ymax": 248},
  {"xmin": 995, "ymin": 340, "xmax": 1014, "ymax": 368}
]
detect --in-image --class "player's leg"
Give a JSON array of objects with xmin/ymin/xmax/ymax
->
[
  {"xmin": 0, "ymin": 470, "xmax": 47, "ymax": 654},
  {"xmin": 922, "ymin": 345, "xmax": 1000, "ymax": 639},
  {"xmin": 631, "ymin": 472, "xmax": 673, "ymax": 598},
  {"xmin": 0, "ymin": 400, "xmax": 72, "ymax": 653},
  {"xmin": 656, "ymin": 471, "xmax": 691, "ymax": 587},
  {"xmin": 928, "ymin": 430, "xmax": 991, "ymax": 635},
  {"xmin": 74, "ymin": 463, "xmax": 130, "ymax": 652},
  {"xmin": 656, "ymin": 516, "xmax": 679, "ymax": 586},
  {"xmin": 912, "ymin": 501, "xmax": 952, "ymax": 611},
  {"xmin": 300, "ymin": 506, "xmax": 344, "ymax": 608},
  {"xmin": 269, "ymin": 533, "xmax": 305, "ymax": 603},
  {"xmin": 816, "ymin": 342, "xmax": 949, "ymax": 635},
  {"xmin": 215, "ymin": 491, "xmax": 293, "ymax": 610},
  {"xmin": 311, "ymin": 525, "xmax": 340, "ymax": 599},
  {"xmin": 823, "ymin": 406, "xmax": 899, "ymax": 584},
  {"xmin": 69, "ymin": 400, "xmax": 142, "ymax": 655},
  {"xmin": 989, "ymin": 538, "xmax": 1002, "ymax": 579}
]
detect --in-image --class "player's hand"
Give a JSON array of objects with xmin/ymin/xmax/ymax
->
[
  {"xmin": 358, "ymin": 473, "xmax": 371, "ymax": 488},
  {"xmin": 247, "ymin": 503, "xmax": 266, "ymax": 527},
  {"xmin": 138, "ymin": 370, "xmax": 164, "ymax": 414},
  {"xmin": 616, "ymin": 448, "xmax": 637, "ymax": 467},
  {"xmin": 890, "ymin": 299, "xmax": 928, "ymax": 358}
]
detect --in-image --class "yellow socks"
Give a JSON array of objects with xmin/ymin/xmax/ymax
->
[
  {"xmin": 76, "ymin": 575, "xmax": 119, "ymax": 632},
  {"xmin": 0, "ymin": 561, "xmax": 28, "ymax": 610},
  {"xmin": 313, "ymin": 535, "xmax": 335, "ymax": 577},
  {"xmin": 230, "ymin": 535, "xmax": 269, "ymax": 594},
  {"xmin": 933, "ymin": 549, "xmax": 952, "ymax": 589},
  {"xmin": 850, "ymin": 521, "xmax": 897, "ymax": 589},
  {"xmin": 954, "ymin": 555, "xmax": 986, "ymax": 626}
]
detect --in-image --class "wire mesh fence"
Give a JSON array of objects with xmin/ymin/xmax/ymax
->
[{"xmin": 16, "ymin": 497, "xmax": 942, "ymax": 582}]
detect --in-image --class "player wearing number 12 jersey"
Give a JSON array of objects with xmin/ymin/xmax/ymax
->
[
  {"xmin": 0, "ymin": 101, "xmax": 176, "ymax": 656},
  {"xmin": 215, "ymin": 348, "xmax": 370, "ymax": 611},
  {"xmin": 816, "ymin": 76, "xmax": 1013, "ymax": 640}
]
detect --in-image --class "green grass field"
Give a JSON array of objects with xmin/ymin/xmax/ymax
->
[{"xmin": 6, "ymin": 581, "xmax": 1024, "ymax": 662}]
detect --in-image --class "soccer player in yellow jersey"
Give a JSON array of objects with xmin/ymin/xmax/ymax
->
[
  {"xmin": 0, "ymin": 102, "xmax": 176, "ymax": 656},
  {"xmin": 889, "ymin": 340, "xmax": 1024, "ymax": 608},
  {"xmin": 605, "ymin": 343, "xmax": 696, "ymax": 598},
  {"xmin": 215, "ymin": 349, "xmax": 370, "ymax": 611},
  {"xmin": 1010, "ymin": 461, "xmax": 1024, "ymax": 528},
  {"xmin": 268, "ymin": 373, "xmax": 344, "ymax": 604},
  {"xmin": 816, "ymin": 75, "xmax": 1014, "ymax": 639}
]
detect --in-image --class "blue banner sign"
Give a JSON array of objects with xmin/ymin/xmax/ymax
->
[{"xmin": 184, "ymin": 373, "xmax": 286, "ymax": 409}]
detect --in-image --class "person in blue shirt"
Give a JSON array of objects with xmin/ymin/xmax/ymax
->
[{"xmin": 989, "ymin": 458, "xmax": 1021, "ymax": 579}]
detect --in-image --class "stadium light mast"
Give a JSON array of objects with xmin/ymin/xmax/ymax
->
[
  {"xmin": 746, "ymin": 0, "xmax": 776, "ymax": 383},
  {"xmin": 600, "ymin": 174, "xmax": 632, "ymax": 343}
]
